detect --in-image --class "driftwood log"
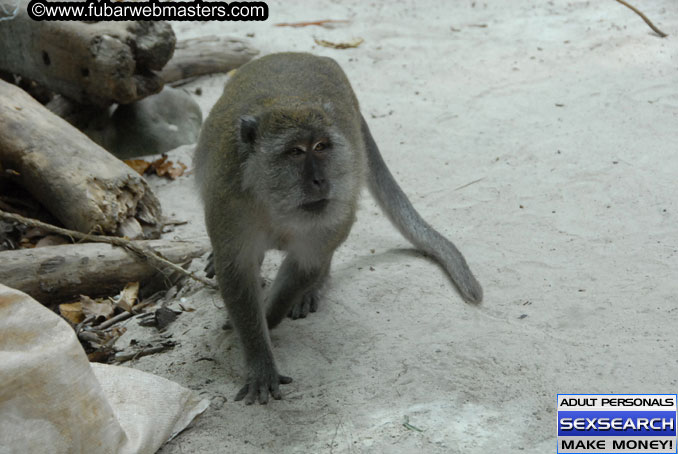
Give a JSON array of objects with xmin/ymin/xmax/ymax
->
[
  {"xmin": 0, "ymin": 0, "xmax": 175, "ymax": 106},
  {"xmin": 0, "ymin": 79, "xmax": 161, "ymax": 237},
  {"xmin": 0, "ymin": 239, "xmax": 210, "ymax": 304},
  {"xmin": 160, "ymin": 35, "xmax": 258, "ymax": 84}
]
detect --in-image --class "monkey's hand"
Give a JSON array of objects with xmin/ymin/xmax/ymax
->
[{"xmin": 234, "ymin": 368, "xmax": 293, "ymax": 405}]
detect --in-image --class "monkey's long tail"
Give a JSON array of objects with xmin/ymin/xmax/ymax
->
[{"xmin": 361, "ymin": 116, "xmax": 483, "ymax": 303}]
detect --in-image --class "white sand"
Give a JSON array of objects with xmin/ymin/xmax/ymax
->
[{"xmin": 121, "ymin": 1, "xmax": 677, "ymax": 452}]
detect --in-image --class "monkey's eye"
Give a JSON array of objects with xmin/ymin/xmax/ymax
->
[{"xmin": 314, "ymin": 142, "xmax": 328, "ymax": 152}]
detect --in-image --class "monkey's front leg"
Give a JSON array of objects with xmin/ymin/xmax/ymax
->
[
  {"xmin": 213, "ymin": 250, "xmax": 292, "ymax": 404},
  {"xmin": 266, "ymin": 254, "xmax": 327, "ymax": 329}
]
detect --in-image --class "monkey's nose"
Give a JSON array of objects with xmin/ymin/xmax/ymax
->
[
  {"xmin": 312, "ymin": 177, "xmax": 325, "ymax": 188},
  {"xmin": 312, "ymin": 177, "xmax": 329, "ymax": 195}
]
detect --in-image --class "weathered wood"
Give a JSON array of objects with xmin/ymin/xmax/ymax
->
[
  {"xmin": 0, "ymin": 239, "xmax": 210, "ymax": 304},
  {"xmin": 0, "ymin": 0, "xmax": 175, "ymax": 106},
  {"xmin": 0, "ymin": 79, "xmax": 162, "ymax": 236},
  {"xmin": 160, "ymin": 35, "xmax": 258, "ymax": 84}
]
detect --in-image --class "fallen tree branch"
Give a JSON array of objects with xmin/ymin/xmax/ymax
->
[
  {"xmin": 0, "ymin": 0, "xmax": 175, "ymax": 105},
  {"xmin": 0, "ymin": 209, "xmax": 216, "ymax": 301},
  {"xmin": 0, "ymin": 79, "xmax": 162, "ymax": 236},
  {"xmin": 159, "ymin": 35, "xmax": 258, "ymax": 84},
  {"xmin": 614, "ymin": 0, "xmax": 668, "ymax": 38}
]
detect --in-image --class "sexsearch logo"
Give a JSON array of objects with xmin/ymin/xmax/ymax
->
[{"xmin": 557, "ymin": 394, "xmax": 677, "ymax": 453}]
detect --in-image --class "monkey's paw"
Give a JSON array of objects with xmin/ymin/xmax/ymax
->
[
  {"xmin": 234, "ymin": 371, "xmax": 293, "ymax": 405},
  {"xmin": 288, "ymin": 288, "xmax": 320, "ymax": 319}
]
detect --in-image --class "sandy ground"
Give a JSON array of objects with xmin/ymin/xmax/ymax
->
[{"xmin": 116, "ymin": 1, "xmax": 677, "ymax": 452}]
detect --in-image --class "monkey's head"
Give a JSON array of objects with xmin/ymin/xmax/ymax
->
[{"xmin": 239, "ymin": 104, "xmax": 363, "ymax": 227}]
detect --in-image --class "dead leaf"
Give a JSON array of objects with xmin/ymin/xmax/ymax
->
[
  {"xmin": 116, "ymin": 282, "xmax": 139, "ymax": 312},
  {"xmin": 80, "ymin": 295, "xmax": 115, "ymax": 322},
  {"xmin": 165, "ymin": 161, "xmax": 187, "ymax": 179},
  {"xmin": 150, "ymin": 154, "xmax": 187, "ymax": 180},
  {"xmin": 59, "ymin": 302, "xmax": 84, "ymax": 324},
  {"xmin": 150, "ymin": 154, "xmax": 169, "ymax": 169},
  {"xmin": 153, "ymin": 160, "xmax": 172, "ymax": 176},
  {"xmin": 124, "ymin": 159, "xmax": 152, "ymax": 175},
  {"xmin": 125, "ymin": 154, "xmax": 188, "ymax": 180},
  {"xmin": 314, "ymin": 37, "xmax": 364, "ymax": 49}
]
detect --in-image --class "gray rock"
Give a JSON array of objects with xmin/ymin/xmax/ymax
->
[{"xmin": 87, "ymin": 87, "xmax": 202, "ymax": 158}]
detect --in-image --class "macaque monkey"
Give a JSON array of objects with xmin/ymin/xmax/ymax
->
[{"xmin": 195, "ymin": 53, "xmax": 482, "ymax": 404}]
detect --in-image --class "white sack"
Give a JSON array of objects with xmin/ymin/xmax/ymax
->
[{"xmin": 0, "ymin": 284, "xmax": 209, "ymax": 454}]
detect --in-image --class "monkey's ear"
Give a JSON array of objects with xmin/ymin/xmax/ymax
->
[{"xmin": 239, "ymin": 115, "xmax": 258, "ymax": 145}]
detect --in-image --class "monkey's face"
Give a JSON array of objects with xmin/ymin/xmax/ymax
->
[{"xmin": 240, "ymin": 108, "xmax": 361, "ymax": 227}]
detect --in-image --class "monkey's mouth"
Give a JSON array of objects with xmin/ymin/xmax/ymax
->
[{"xmin": 300, "ymin": 199, "xmax": 329, "ymax": 212}]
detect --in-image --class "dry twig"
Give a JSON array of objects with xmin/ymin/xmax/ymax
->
[
  {"xmin": 96, "ymin": 311, "xmax": 134, "ymax": 330},
  {"xmin": 275, "ymin": 19, "xmax": 349, "ymax": 28},
  {"xmin": 0, "ymin": 209, "xmax": 216, "ymax": 289},
  {"xmin": 114, "ymin": 344, "xmax": 175, "ymax": 363},
  {"xmin": 313, "ymin": 37, "xmax": 364, "ymax": 49},
  {"xmin": 614, "ymin": 0, "xmax": 668, "ymax": 38},
  {"xmin": 454, "ymin": 177, "xmax": 486, "ymax": 191}
]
